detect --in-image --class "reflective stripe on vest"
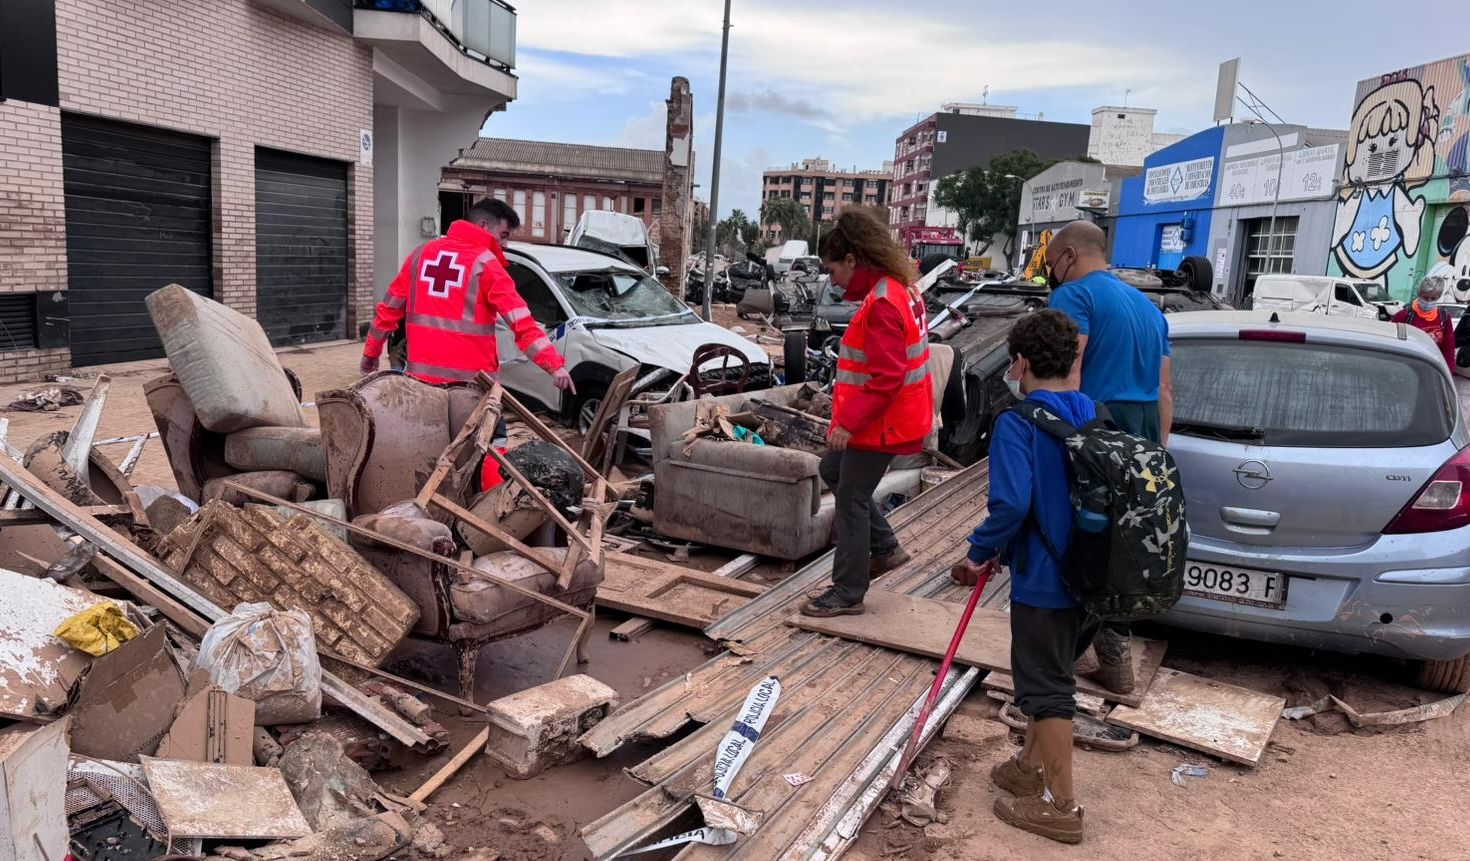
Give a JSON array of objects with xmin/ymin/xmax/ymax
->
[
  {"xmin": 525, "ymin": 335, "xmax": 554, "ymax": 359},
  {"xmin": 830, "ymin": 276, "xmax": 933, "ymax": 448},
  {"xmin": 463, "ymin": 250, "xmax": 495, "ymax": 322},
  {"xmin": 384, "ymin": 294, "xmax": 406, "ymax": 310},
  {"xmin": 502, "ymin": 306, "xmax": 532, "ymax": 325},
  {"xmin": 404, "ymin": 360, "xmax": 479, "ymax": 382},
  {"xmin": 405, "ymin": 313, "xmax": 497, "ymax": 337}
]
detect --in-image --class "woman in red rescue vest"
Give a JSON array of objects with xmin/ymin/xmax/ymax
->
[
  {"xmin": 801, "ymin": 208, "xmax": 933, "ymax": 618},
  {"xmin": 1392, "ymin": 275, "xmax": 1455, "ymax": 369}
]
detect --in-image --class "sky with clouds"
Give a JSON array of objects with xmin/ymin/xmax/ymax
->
[{"xmin": 488, "ymin": 0, "xmax": 1466, "ymax": 220}]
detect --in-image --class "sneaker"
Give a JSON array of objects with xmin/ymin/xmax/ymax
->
[
  {"xmin": 799, "ymin": 589, "xmax": 865, "ymax": 617},
  {"xmin": 993, "ymin": 794, "xmax": 1084, "ymax": 844},
  {"xmin": 990, "ymin": 754, "xmax": 1044, "ymax": 797},
  {"xmin": 1084, "ymin": 628, "xmax": 1135, "ymax": 695},
  {"xmin": 869, "ymin": 546, "xmax": 912, "ymax": 576}
]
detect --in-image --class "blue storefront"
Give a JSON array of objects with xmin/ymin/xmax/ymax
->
[{"xmin": 1112, "ymin": 127, "xmax": 1224, "ymax": 270}]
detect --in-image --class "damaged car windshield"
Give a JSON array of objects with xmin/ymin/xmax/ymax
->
[{"xmin": 556, "ymin": 270, "xmax": 695, "ymax": 324}]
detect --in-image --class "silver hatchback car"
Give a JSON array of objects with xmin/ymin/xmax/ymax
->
[{"xmin": 1163, "ymin": 311, "xmax": 1470, "ymax": 692}]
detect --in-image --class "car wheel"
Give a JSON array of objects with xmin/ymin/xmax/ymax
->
[
  {"xmin": 574, "ymin": 382, "xmax": 609, "ymax": 435},
  {"xmin": 1178, "ymin": 256, "xmax": 1214, "ymax": 293},
  {"xmin": 1416, "ymin": 656, "xmax": 1470, "ymax": 693},
  {"xmin": 784, "ymin": 330, "xmax": 807, "ymax": 383}
]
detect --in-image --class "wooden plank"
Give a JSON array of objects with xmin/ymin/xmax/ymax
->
[
  {"xmin": 414, "ymin": 383, "xmax": 501, "ymax": 509},
  {"xmin": 1105, "ymin": 667, "xmax": 1284, "ymax": 767},
  {"xmin": 596, "ymin": 553, "xmax": 767, "ymax": 629},
  {"xmin": 610, "ymin": 618, "xmax": 654, "ymax": 641},
  {"xmin": 787, "ymin": 591, "xmax": 1166, "ymax": 708},
  {"xmin": 91, "ymin": 555, "xmax": 211, "ymax": 640},
  {"xmin": 581, "ymin": 364, "xmax": 640, "ymax": 474},
  {"xmin": 710, "ymin": 553, "xmax": 759, "ymax": 580},
  {"xmin": 0, "ymin": 504, "xmax": 131, "ymax": 525}
]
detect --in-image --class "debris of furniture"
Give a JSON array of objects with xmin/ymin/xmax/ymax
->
[{"xmin": 316, "ymin": 373, "xmax": 609, "ymax": 699}]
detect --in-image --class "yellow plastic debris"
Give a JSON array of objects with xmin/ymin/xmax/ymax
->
[{"xmin": 54, "ymin": 601, "xmax": 140, "ymax": 656}]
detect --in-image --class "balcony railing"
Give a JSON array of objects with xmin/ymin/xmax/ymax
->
[{"xmin": 356, "ymin": 0, "xmax": 516, "ymax": 70}]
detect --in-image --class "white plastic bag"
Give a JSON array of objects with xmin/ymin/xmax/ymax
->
[{"xmin": 197, "ymin": 603, "xmax": 322, "ymax": 725}]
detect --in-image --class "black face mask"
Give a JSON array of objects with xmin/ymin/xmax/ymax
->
[{"xmin": 1045, "ymin": 251, "xmax": 1073, "ymax": 289}]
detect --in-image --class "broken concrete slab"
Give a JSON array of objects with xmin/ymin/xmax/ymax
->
[
  {"xmin": 0, "ymin": 717, "xmax": 70, "ymax": 861},
  {"xmin": 486, "ymin": 674, "xmax": 619, "ymax": 778},
  {"xmin": 142, "ymin": 756, "xmax": 312, "ymax": 840},
  {"xmin": 155, "ymin": 686, "xmax": 255, "ymax": 765},
  {"xmin": 166, "ymin": 501, "xmax": 420, "ymax": 666},
  {"xmin": 0, "ymin": 568, "xmax": 110, "ymax": 723},
  {"xmin": 69, "ymin": 624, "xmax": 189, "ymax": 762}
]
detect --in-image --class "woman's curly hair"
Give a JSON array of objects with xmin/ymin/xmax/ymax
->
[
  {"xmin": 818, "ymin": 207, "xmax": 919, "ymax": 286},
  {"xmin": 1007, "ymin": 310, "xmax": 1079, "ymax": 380}
]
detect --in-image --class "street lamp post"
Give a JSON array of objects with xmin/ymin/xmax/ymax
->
[{"xmin": 701, "ymin": 0, "xmax": 732, "ymax": 323}]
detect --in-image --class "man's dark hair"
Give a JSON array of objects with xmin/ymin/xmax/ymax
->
[
  {"xmin": 468, "ymin": 197, "xmax": 520, "ymax": 230},
  {"xmin": 1007, "ymin": 309, "xmax": 1079, "ymax": 379}
]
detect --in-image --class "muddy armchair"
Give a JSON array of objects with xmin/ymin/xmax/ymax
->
[{"xmin": 316, "ymin": 372, "xmax": 603, "ymax": 699}]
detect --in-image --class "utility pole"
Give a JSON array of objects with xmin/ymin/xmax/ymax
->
[{"xmin": 702, "ymin": 0, "xmax": 732, "ymax": 323}]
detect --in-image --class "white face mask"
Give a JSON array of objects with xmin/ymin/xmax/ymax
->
[{"xmin": 1005, "ymin": 358, "xmax": 1024, "ymax": 400}]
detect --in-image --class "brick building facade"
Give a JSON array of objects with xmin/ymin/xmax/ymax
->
[
  {"xmin": 439, "ymin": 138, "xmax": 666, "ymax": 245},
  {"xmin": 760, "ymin": 158, "xmax": 891, "ymax": 242},
  {"xmin": 0, "ymin": 0, "xmax": 516, "ymax": 382}
]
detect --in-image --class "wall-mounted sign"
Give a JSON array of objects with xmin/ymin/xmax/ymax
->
[
  {"xmin": 359, "ymin": 129, "xmax": 373, "ymax": 167},
  {"xmin": 1144, "ymin": 156, "xmax": 1214, "ymax": 204},
  {"xmin": 1160, "ymin": 225, "xmax": 1186, "ymax": 253},
  {"xmin": 1078, "ymin": 187, "xmax": 1111, "ymax": 209},
  {"xmin": 1219, "ymin": 144, "xmax": 1339, "ymax": 207}
]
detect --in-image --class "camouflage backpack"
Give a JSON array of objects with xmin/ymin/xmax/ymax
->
[{"xmin": 1012, "ymin": 401, "xmax": 1187, "ymax": 622}]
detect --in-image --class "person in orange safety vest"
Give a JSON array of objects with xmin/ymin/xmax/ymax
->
[
  {"xmin": 800, "ymin": 208, "xmax": 932, "ymax": 618},
  {"xmin": 360, "ymin": 197, "xmax": 576, "ymax": 397}
]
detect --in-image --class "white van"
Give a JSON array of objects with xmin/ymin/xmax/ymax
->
[
  {"xmin": 567, "ymin": 211, "xmax": 663, "ymax": 276},
  {"xmin": 1252, "ymin": 274, "xmax": 1403, "ymax": 321},
  {"xmin": 774, "ymin": 240, "xmax": 810, "ymax": 276}
]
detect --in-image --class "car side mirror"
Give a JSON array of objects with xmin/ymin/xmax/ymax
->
[{"xmin": 656, "ymin": 266, "xmax": 671, "ymax": 277}]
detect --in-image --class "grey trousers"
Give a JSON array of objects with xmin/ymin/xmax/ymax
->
[{"xmin": 820, "ymin": 448, "xmax": 899, "ymax": 604}]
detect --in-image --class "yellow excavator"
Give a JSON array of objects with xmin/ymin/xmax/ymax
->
[{"xmin": 1020, "ymin": 229, "xmax": 1053, "ymax": 283}]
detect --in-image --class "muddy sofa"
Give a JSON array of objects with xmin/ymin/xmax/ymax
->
[{"xmin": 649, "ymin": 345, "xmax": 951, "ymax": 560}]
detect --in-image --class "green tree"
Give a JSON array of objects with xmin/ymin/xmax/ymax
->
[
  {"xmin": 760, "ymin": 196, "xmax": 811, "ymax": 245},
  {"xmin": 934, "ymin": 149, "xmax": 1057, "ymax": 258},
  {"xmin": 716, "ymin": 209, "xmax": 757, "ymax": 258}
]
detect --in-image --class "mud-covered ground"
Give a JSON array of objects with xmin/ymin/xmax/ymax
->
[{"xmin": 5, "ymin": 340, "xmax": 1468, "ymax": 860}]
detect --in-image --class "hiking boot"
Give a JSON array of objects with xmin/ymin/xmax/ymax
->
[
  {"xmin": 993, "ymin": 794, "xmax": 1084, "ymax": 844},
  {"xmin": 799, "ymin": 589, "xmax": 864, "ymax": 618},
  {"xmin": 990, "ymin": 754, "xmax": 1044, "ymax": 797},
  {"xmin": 1074, "ymin": 646, "xmax": 1100, "ymax": 676},
  {"xmin": 870, "ymin": 546, "xmax": 912, "ymax": 576},
  {"xmin": 1083, "ymin": 627, "xmax": 1135, "ymax": 695}
]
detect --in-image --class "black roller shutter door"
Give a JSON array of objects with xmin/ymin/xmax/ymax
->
[
  {"xmin": 255, "ymin": 149, "xmax": 349, "ymax": 346},
  {"xmin": 61, "ymin": 114, "xmax": 213, "ymax": 365}
]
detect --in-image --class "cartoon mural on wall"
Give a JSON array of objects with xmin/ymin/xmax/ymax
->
[
  {"xmin": 1331, "ymin": 79, "xmax": 1438, "ymax": 284},
  {"xmin": 1330, "ymin": 55, "xmax": 1470, "ymax": 302}
]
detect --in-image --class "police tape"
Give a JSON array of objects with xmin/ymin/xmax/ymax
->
[
  {"xmin": 711, "ymin": 675, "xmax": 782, "ymax": 800},
  {"xmin": 614, "ymin": 826, "xmax": 738, "ymax": 856}
]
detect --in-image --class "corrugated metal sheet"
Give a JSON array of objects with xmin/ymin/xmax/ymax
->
[
  {"xmin": 453, "ymin": 137, "xmax": 664, "ymax": 184},
  {"xmin": 579, "ymin": 462, "xmax": 1002, "ymax": 859}
]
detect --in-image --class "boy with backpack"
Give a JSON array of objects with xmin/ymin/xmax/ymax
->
[{"xmin": 957, "ymin": 309, "xmax": 1185, "ymax": 844}]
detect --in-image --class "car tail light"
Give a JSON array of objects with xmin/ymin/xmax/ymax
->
[
  {"xmin": 1239, "ymin": 330, "xmax": 1307, "ymax": 343},
  {"xmin": 1384, "ymin": 447, "xmax": 1470, "ymax": 533}
]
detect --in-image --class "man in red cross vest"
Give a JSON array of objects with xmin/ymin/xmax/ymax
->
[{"xmin": 360, "ymin": 198, "xmax": 576, "ymax": 396}]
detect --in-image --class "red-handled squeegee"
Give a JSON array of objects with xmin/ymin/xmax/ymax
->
[{"xmin": 890, "ymin": 559, "xmax": 996, "ymax": 792}]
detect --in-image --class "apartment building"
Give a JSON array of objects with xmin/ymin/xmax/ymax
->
[{"xmin": 760, "ymin": 158, "xmax": 892, "ymax": 242}]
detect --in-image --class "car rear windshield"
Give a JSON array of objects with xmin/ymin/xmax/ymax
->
[{"xmin": 1170, "ymin": 340, "xmax": 1454, "ymax": 447}]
